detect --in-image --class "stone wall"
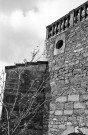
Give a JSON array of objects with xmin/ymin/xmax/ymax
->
[
  {"xmin": 1, "ymin": 62, "xmax": 50, "ymax": 135},
  {"xmin": 45, "ymin": 9, "xmax": 88, "ymax": 135}
]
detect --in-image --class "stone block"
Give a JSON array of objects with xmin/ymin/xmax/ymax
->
[
  {"xmin": 53, "ymin": 118, "xmax": 57, "ymax": 121},
  {"xmin": 50, "ymin": 81, "xmax": 55, "ymax": 87},
  {"xmin": 59, "ymin": 124, "xmax": 66, "ymax": 130},
  {"xmin": 72, "ymin": 116, "xmax": 77, "ymax": 122},
  {"xmin": 74, "ymin": 102, "xmax": 85, "ymax": 109},
  {"xmin": 56, "ymin": 103, "xmax": 64, "ymax": 110},
  {"xmin": 74, "ymin": 48, "xmax": 83, "ymax": 53},
  {"xmin": 78, "ymin": 128, "xmax": 88, "ymax": 135},
  {"xmin": 83, "ymin": 52, "xmax": 88, "ymax": 57},
  {"xmin": 80, "ymin": 94, "xmax": 88, "ymax": 102},
  {"xmin": 56, "ymin": 96, "xmax": 67, "ymax": 102},
  {"xmin": 74, "ymin": 109, "xmax": 85, "ymax": 115},
  {"xmin": 66, "ymin": 122, "xmax": 72, "ymax": 125},
  {"xmin": 64, "ymin": 110, "xmax": 73, "ymax": 115},
  {"xmin": 65, "ymin": 79, "xmax": 69, "ymax": 84},
  {"xmin": 51, "ymin": 89, "xmax": 57, "ymax": 96},
  {"xmin": 63, "ymin": 116, "xmax": 68, "ymax": 121},
  {"xmin": 68, "ymin": 94, "xmax": 79, "ymax": 101},
  {"xmin": 68, "ymin": 116, "xmax": 73, "ymax": 122},
  {"xmin": 50, "ymin": 121, "xmax": 54, "ymax": 125},
  {"xmin": 51, "ymin": 82, "xmax": 57, "ymax": 96},
  {"xmin": 50, "ymin": 103, "xmax": 56, "ymax": 111},
  {"xmin": 50, "ymin": 111, "xmax": 54, "ymax": 114},
  {"xmin": 55, "ymin": 110, "xmax": 63, "ymax": 115},
  {"xmin": 49, "ymin": 124, "xmax": 53, "ymax": 128},
  {"xmin": 85, "ymin": 109, "xmax": 88, "ymax": 115},
  {"xmin": 64, "ymin": 102, "xmax": 73, "ymax": 109},
  {"xmin": 62, "ymin": 126, "xmax": 75, "ymax": 135},
  {"xmin": 53, "ymin": 124, "xmax": 58, "ymax": 129}
]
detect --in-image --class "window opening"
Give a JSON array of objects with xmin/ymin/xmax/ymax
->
[{"xmin": 56, "ymin": 40, "xmax": 63, "ymax": 49}]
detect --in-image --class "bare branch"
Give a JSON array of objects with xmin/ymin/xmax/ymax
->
[{"xmin": 9, "ymin": 73, "xmax": 20, "ymax": 119}]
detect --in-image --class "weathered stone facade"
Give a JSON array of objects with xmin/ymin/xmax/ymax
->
[
  {"xmin": 45, "ymin": 1, "xmax": 88, "ymax": 135},
  {"xmin": 1, "ymin": 62, "xmax": 50, "ymax": 135}
]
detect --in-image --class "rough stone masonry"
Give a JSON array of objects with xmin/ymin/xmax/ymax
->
[{"xmin": 45, "ymin": 1, "xmax": 88, "ymax": 135}]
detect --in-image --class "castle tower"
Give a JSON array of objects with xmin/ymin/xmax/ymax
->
[{"xmin": 45, "ymin": 1, "xmax": 88, "ymax": 135}]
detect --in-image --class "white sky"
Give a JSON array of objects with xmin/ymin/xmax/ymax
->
[{"xmin": 0, "ymin": 0, "xmax": 87, "ymax": 70}]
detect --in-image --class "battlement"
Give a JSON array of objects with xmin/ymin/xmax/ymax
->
[{"xmin": 46, "ymin": 1, "xmax": 88, "ymax": 39}]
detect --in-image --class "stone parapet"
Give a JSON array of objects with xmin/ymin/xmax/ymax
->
[{"xmin": 46, "ymin": 1, "xmax": 88, "ymax": 39}]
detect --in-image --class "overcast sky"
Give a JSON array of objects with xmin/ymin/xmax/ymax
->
[{"xmin": 0, "ymin": 0, "xmax": 87, "ymax": 70}]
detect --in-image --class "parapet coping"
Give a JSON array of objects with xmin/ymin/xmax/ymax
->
[{"xmin": 5, "ymin": 61, "xmax": 48, "ymax": 70}]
